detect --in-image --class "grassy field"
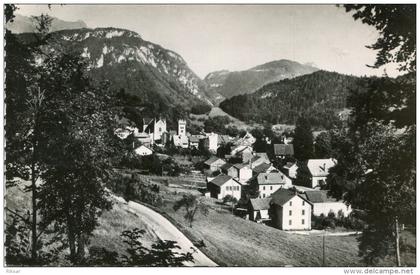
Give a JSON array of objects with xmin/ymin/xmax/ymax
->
[{"xmin": 151, "ymin": 177, "xmax": 416, "ymax": 267}]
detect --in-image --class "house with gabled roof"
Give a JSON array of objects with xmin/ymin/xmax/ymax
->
[
  {"xmin": 273, "ymin": 144, "xmax": 294, "ymax": 158},
  {"xmin": 232, "ymin": 163, "xmax": 253, "ymax": 183},
  {"xmin": 207, "ymin": 174, "xmax": 242, "ymax": 200},
  {"xmin": 307, "ymin": 158, "xmax": 337, "ymax": 188},
  {"xmin": 304, "ymin": 190, "xmax": 352, "ymax": 217},
  {"xmin": 204, "ymin": 156, "xmax": 226, "ymax": 172},
  {"xmin": 282, "ymin": 162, "xmax": 298, "ymax": 179},
  {"xmin": 231, "ymin": 145, "xmax": 253, "ymax": 162},
  {"xmin": 253, "ymin": 171, "xmax": 293, "ymax": 198},
  {"xmin": 248, "ymin": 198, "xmax": 271, "ymax": 222},
  {"xmin": 270, "ymin": 188, "xmax": 312, "ymax": 230},
  {"xmin": 252, "ymin": 162, "xmax": 277, "ymax": 175}
]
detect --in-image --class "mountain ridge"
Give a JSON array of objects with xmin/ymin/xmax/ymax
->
[{"xmin": 204, "ymin": 59, "xmax": 319, "ymax": 101}]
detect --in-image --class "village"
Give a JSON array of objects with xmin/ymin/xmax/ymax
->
[{"xmin": 115, "ymin": 117, "xmax": 352, "ymax": 232}]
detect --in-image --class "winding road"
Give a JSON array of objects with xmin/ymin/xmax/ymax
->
[{"xmin": 127, "ymin": 201, "xmax": 218, "ymax": 267}]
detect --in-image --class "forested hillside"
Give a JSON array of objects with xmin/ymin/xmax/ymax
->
[{"xmin": 219, "ymin": 71, "xmax": 361, "ymax": 129}]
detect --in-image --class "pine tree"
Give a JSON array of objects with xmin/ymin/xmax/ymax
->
[{"xmin": 293, "ymin": 116, "xmax": 313, "ymax": 161}]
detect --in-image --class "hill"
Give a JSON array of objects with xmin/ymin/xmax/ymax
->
[
  {"xmin": 204, "ymin": 59, "xmax": 319, "ymax": 101},
  {"xmin": 7, "ymin": 14, "xmax": 87, "ymax": 33},
  {"xmin": 219, "ymin": 70, "xmax": 361, "ymax": 130}
]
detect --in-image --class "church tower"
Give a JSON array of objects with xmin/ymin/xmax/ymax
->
[{"xmin": 178, "ymin": 119, "xmax": 186, "ymax": 136}]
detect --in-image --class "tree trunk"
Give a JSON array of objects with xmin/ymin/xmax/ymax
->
[
  {"xmin": 67, "ymin": 215, "xmax": 77, "ymax": 263},
  {"xmin": 76, "ymin": 233, "xmax": 86, "ymax": 263},
  {"xmin": 30, "ymin": 162, "xmax": 37, "ymax": 261},
  {"xmin": 395, "ymin": 217, "xmax": 401, "ymax": 267}
]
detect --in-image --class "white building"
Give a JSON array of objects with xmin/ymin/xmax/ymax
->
[
  {"xmin": 134, "ymin": 145, "xmax": 153, "ymax": 156},
  {"xmin": 255, "ymin": 172, "xmax": 293, "ymax": 198},
  {"xmin": 178, "ymin": 119, "xmax": 187, "ymax": 136},
  {"xmin": 307, "ymin": 158, "xmax": 337, "ymax": 188},
  {"xmin": 205, "ymin": 132, "xmax": 219, "ymax": 153},
  {"xmin": 143, "ymin": 118, "xmax": 167, "ymax": 143},
  {"xmin": 271, "ymin": 189, "xmax": 312, "ymax": 231},
  {"xmin": 173, "ymin": 135, "xmax": 189, "ymax": 148},
  {"xmin": 283, "ymin": 162, "xmax": 298, "ymax": 179},
  {"xmin": 304, "ymin": 190, "xmax": 352, "ymax": 217},
  {"xmin": 207, "ymin": 174, "xmax": 242, "ymax": 200}
]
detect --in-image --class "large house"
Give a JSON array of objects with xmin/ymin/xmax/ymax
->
[
  {"xmin": 254, "ymin": 172, "xmax": 293, "ymax": 198},
  {"xmin": 248, "ymin": 198, "xmax": 271, "ymax": 222},
  {"xmin": 307, "ymin": 158, "xmax": 337, "ymax": 188},
  {"xmin": 304, "ymin": 190, "xmax": 352, "ymax": 217},
  {"xmin": 270, "ymin": 189, "xmax": 312, "ymax": 230},
  {"xmin": 204, "ymin": 156, "xmax": 226, "ymax": 172},
  {"xmin": 207, "ymin": 174, "xmax": 242, "ymax": 200},
  {"xmin": 273, "ymin": 144, "xmax": 294, "ymax": 158}
]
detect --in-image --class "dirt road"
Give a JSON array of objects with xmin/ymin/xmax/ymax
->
[{"xmin": 127, "ymin": 201, "xmax": 218, "ymax": 267}]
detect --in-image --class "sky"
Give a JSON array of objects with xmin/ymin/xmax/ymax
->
[{"xmin": 16, "ymin": 4, "xmax": 400, "ymax": 79}]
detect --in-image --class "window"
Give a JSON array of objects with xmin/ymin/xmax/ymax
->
[
  {"xmin": 302, "ymin": 219, "xmax": 305, "ymax": 225},
  {"xmin": 263, "ymin": 186, "xmax": 265, "ymax": 191},
  {"xmin": 263, "ymin": 194, "xmax": 266, "ymax": 198},
  {"xmin": 302, "ymin": 201, "xmax": 305, "ymax": 206},
  {"xmin": 289, "ymin": 210, "xmax": 292, "ymax": 216},
  {"xmin": 289, "ymin": 201, "xmax": 292, "ymax": 206},
  {"xmin": 302, "ymin": 210, "xmax": 305, "ymax": 215},
  {"xmin": 270, "ymin": 186, "xmax": 273, "ymax": 190},
  {"xmin": 159, "ymin": 127, "xmax": 162, "ymax": 132},
  {"xmin": 318, "ymin": 179, "xmax": 323, "ymax": 185},
  {"xmin": 226, "ymin": 186, "xmax": 229, "ymax": 191},
  {"xmin": 289, "ymin": 220, "xmax": 292, "ymax": 226}
]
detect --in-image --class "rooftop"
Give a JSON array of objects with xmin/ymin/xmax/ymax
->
[
  {"xmin": 307, "ymin": 158, "xmax": 337, "ymax": 177},
  {"xmin": 273, "ymin": 144, "xmax": 294, "ymax": 156}
]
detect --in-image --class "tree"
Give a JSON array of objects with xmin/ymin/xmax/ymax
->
[
  {"xmin": 87, "ymin": 228, "xmax": 194, "ymax": 266},
  {"xmin": 329, "ymin": 4, "xmax": 417, "ymax": 265},
  {"xmin": 343, "ymin": 4, "xmax": 415, "ymax": 72},
  {"xmin": 173, "ymin": 194, "xmax": 209, "ymax": 228},
  {"xmin": 222, "ymin": 195, "xmax": 238, "ymax": 214},
  {"xmin": 294, "ymin": 161, "xmax": 312, "ymax": 188},
  {"xmin": 5, "ymin": 7, "xmax": 54, "ymax": 262},
  {"xmin": 293, "ymin": 116, "xmax": 313, "ymax": 160},
  {"xmin": 314, "ymin": 132, "xmax": 333, "ymax": 159},
  {"xmin": 34, "ymin": 52, "xmax": 122, "ymax": 264}
]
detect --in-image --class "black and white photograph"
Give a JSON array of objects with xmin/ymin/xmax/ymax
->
[{"xmin": 2, "ymin": 2, "xmax": 417, "ymax": 272}]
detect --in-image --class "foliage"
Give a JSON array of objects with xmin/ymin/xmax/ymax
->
[
  {"xmin": 293, "ymin": 116, "xmax": 313, "ymax": 160},
  {"xmin": 294, "ymin": 161, "xmax": 312, "ymax": 188},
  {"xmin": 314, "ymin": 132, "xmax": 333, "ymax": 159},
  {"xmin": 86, "ymin": 228, "xmax": 194, "ymax": 266},
  {"xmin": 191, "ymin": 103, "xmax": 212, "ymax": 115},
  {"xmin": 222, "ymin": 195, "xmax": 238, "ymax": 205},
  {"xmin": 173, "ymin": 194, "xmax": 209, "ymax": 227},
  {"xmin": 219, "ymin": 71, "xmax": 358, "ymax": 129},
  {"xmin": 203, "ymin": 115, "xmax": 232, "ymax": 133},
  {"xmin": 343, "ymin": 4, "xmax": 416, "ymax": 72},
  {"xmin": 327, "ymin": 5, "xmax": 416, "ymax": 265}
]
